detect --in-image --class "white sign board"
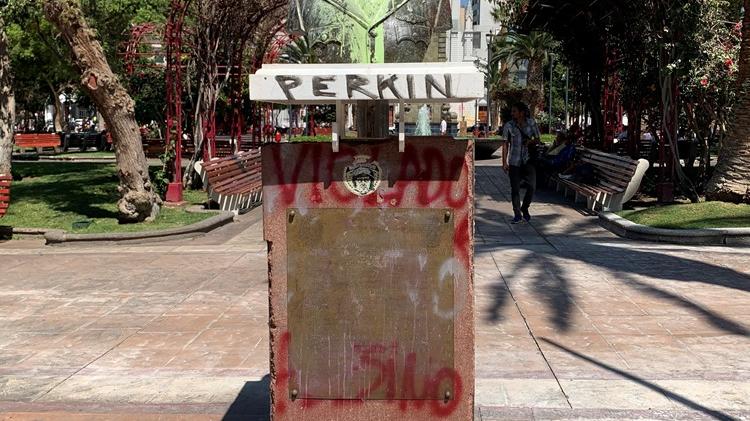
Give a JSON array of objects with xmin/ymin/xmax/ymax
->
[{"xmin": 249, "ymin": 63, "xmax": 484, "ymax": 104}]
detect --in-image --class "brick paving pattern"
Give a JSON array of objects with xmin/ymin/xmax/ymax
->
[{"xmin": 0, "ymin": 161, "xmax": 748, "ymax": 420}]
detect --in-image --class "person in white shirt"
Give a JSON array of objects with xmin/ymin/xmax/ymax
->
[
  {"xmin": 502, "ymin": 102, "xmax": 541, "ymax": 224},
  {"xmin": 440, "ymin": 118, "xmax": 448, "ymax": 135}
]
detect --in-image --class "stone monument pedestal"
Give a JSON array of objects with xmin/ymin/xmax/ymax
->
[
  {"xmin": 262, "ymin": 138, "xmax": 475, "ymax": 420},
  {"xmin": 251, "ymin": 63, "xmax": 482, "ymax": 420}
]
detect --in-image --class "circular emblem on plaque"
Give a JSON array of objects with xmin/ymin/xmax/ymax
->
[{"xmin": 344, "ymin": 155, "xmax": 382, "ymax": 197}]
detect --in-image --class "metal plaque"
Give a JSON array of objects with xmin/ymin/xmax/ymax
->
[{"xmin": 287, "ymin": 208, "xmax": 455, "ymax": 400}]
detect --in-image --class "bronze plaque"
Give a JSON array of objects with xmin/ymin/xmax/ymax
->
[{"xmin": 287, "ymin": 208, "xmax": 455, "ymax": 400}]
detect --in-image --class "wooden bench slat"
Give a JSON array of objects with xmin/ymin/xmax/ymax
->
[
  {"xmin": 593, "ymin": 167, "xmax": 632, "ymax": 181},
  {"xmin": 595, "ymin": 166, "xmax": 636, "ymax": 179},
  {"xmin": 15, "ymin": 133, "xmax": 61, "ymax": 148},
  {"xmin": 205, "ymin": 160, "xmax": 262, "ymax": 176},
  {"xmin": 213, "ymin": 178, "xmax": 262, "ymax": 195},
  {"xmin": 591, "ymin": 164, "xmax": 634, "ymax": 177},
  {"xmin": 208, "ymin": 171, "xmax": 261, "ymax": 189},
  {"xmin": 557, "ymin": 148, "xmax": 645, "ymax": 211},
  {"xmin": 560, "ymin": 179, "xmax": 598, "ymax": 193},
  {"xmin": 212, "ymin": 172, "xmax": 261, "ymax": 192},
  {"xmin": 207, "ymin": 164, "xmax": 262, "ymax": 182},
  {"xmin": 582, "ymin": 157, "xmax": 637, "ymax": 174},
  {"xmin": 585, "ymin": 148, "xmax": 638, "ymax": 164},
  {"xmin": 0, "ymin": 173, "xmax": 11, "ymax": 217},
  {"xmin": 596, "ymin": 180, "xmax": 624, "ymax": 193},
  {"xmin": 583, "ymin": 155, "xmax": 637, "ymax": 171},
  {"xmin": 220, "ymin": 184, "xmax": 262, "ymax": 195},
  {"xmin": 213, "ymin": 168, "xmax": 262, "ymax": 183},
  {"xmin": 582, "ymin": 155, "xmax": 636, "ymax": 170},
  {"xmin": 202, "ymin": 151, "xmax": 264, "ymax": 210},
  {"xmin": 204, "ymin": 151, "xmax": 261, "ymax": 167},
  {"xmin": 204, "ymin": 157, "xmax": 261, "ymax": 176},
  {"xmin": 593, "ymin": 170, "xmax": 632, "ymax": 187},
  {"xmin": 204, "ymin": 155, "xmax": 260, "ymax": 172}
]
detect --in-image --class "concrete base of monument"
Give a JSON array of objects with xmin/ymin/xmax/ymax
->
[{"xmin": 262, "ymin": 137, "xmax": 475, "ymax": 420}]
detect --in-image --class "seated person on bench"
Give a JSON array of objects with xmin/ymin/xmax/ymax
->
[{"xmin": 539, "ymin": 132, "xmax": 577, "ymax": 181}]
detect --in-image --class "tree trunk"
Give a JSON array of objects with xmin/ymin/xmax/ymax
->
[
  {"xmin": 588, "ymin": 74, "xmax": 605, "ymax": 145},
  {"xmin": 43, "ymin": 0, "xmax": 161, "ymax": 222},
  {"xmin": 527, "ymin": 59, "xmax": 544, "ymax": 113},
  {"xmin": 0, "ymin": 22, "xmax": 15, "ymax": 176},
  {"xmin": 706, "ymin": 0, "xmax": 750, "ymax": 203},
  {"xmin": 47, "ymin": 80, "xmax": 65, "ymax": 132}
]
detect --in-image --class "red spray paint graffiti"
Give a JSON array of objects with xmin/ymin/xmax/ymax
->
[
  {"xmin": 266, "ymin": 142, "xmax": 470, "ymax": 211},
  {"xmin": 273, "ymin": 332, "xmax": 463, "ymax": 417},
  {"xmin": 266, "ymin": 139, "xmax": 474, "ymax": 420}
]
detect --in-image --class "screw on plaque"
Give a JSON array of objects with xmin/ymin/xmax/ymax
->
[
  {"xmin": 288, "ymin": 210, "xmax": 296, "ymax": 224},
  {"xmin": 291, "ymin": 389, "xmax": 299, "ymax": 401},
  {"xmin": 444, "ymin": 390, "xmax": 452, "ymax": 403},
  {"xmin": 444, "ymin": 211, "xmax": 452, "ymax": 223}
]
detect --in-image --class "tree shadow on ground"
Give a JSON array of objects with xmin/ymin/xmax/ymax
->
[
  {"xmin": 11, "ymin": 163, "xmax": 119, "ymax": 220},
  {"xmin": 540, "ymin": 338, "xmax": 739, "ymax": 421},
  {"xmin": 476, "ymin": 168, "xmax": 750, "ymax": 337},
  {"xmin": 223, "ymin": 374, "xmax": 271, "ymax": 421}
]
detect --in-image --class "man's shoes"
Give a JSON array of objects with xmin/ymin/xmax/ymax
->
[
  {"xmin": 523, "ymin": 210, "xmax": 531, "ymax": 223},
  {"xmin": 511, "ymin": 216, "xmax": 524, "ymax": 224}
]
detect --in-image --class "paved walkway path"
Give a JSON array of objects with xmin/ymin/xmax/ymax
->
[{"xmin": 0, "ymin": 161, "xmax": 748, "ymax": 420}]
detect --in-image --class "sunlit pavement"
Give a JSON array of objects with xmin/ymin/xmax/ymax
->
[{"xmin": 0, "ymin": 160, "xmax": 748, "ymax": 420}]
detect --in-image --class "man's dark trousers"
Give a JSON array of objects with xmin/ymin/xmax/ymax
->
[{"xmin": 509, "ymin": 163, "xmax": 537, "ymax": 217}]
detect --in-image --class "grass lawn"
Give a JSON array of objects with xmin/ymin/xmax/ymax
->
[
  {"xmin": 58, "ymin": 151, "xmax": 116, "ymax": 158},
  {"xmin": 2, "ymin": 162, "xmax": 212, "ymax": 234},
  {"xmin": 618, "ymin": 202, "xmax": 750, "ymax": 229},
  {"xmin": 288, "ymin": 135, "xmax": 332, "ymax": 142},
  {"xmin": 540, "ymin": 133, "xmax": 556, "ymax": 144}
]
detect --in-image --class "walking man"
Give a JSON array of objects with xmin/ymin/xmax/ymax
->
[{"xmin": 502, "ymin": 102, "xmax": 541, "ymax": 224}]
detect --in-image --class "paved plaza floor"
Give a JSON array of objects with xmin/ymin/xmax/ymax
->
[{"xmin": 0, "ymin": 160, "xmax": 748, "ymax": 420}]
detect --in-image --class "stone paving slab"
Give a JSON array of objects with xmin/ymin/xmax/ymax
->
[{"xmin": 0, "ymin": 162, "xmax": 748, "ymax": 420}]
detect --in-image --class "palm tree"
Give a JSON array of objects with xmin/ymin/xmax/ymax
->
[
  {"xmin": 493, "ymin": 31, "xmax": 555, "ymax": 110},
  {"xmin": 706, "ymin": 0, "xmax": 750, "ymax": 203},
  {"xmin": 280, "ymin": 36, "xmax": 317, "ymax": 65},
  {"xmin": 279, "ymin": 37, "xmax": 318, "ymax": 135}
]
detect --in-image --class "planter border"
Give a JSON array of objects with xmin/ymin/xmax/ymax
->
[
  {"xmin": 599, "ymin": 212, "xmax": 750, "ymax": 246},
  {"xmin": 44, "ymin": 211, "xmax": 234, "ymax": 245},
  {"xmin": 38, "ymin": 156, "xmax": 116, "ymax": 163},
  {"xmin": 5, "ymin": 211, "xmax": 234, "ymax": 245}
]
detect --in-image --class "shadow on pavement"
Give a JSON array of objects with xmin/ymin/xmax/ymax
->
[
  {"xmin": 477, "ymin": 184, "xmax": 750, "ymax": 337},
  {"xmin": 223, "ymin": 375, "xmax": 271, "ymax": 421},
  {"xmin": 540, "ymin": 338, "xmax": 739, "ymax": 421}
]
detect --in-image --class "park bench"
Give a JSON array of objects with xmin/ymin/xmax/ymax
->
[
  {"xmin": 556, "ymin": 148, "xmax": 649, "ymax": 212},
  {"xmin": 142, "ymin": 138, "xmax": 165, "ymax": 158},
  {"xmin": 14, "ymin": 133, "xmax": 62, "ymax": 153},
  {"xmin": 214, "ymin": 135, "xmax": 236, "ymax": 158},
  {"xmin": 195, "ymin": 149, "xmax": 262, "ymax": 213},
  {"xmin": 142, "ymin": 138, "xmax": 196, "ymax": 158},
  {"xmin": 0, "ymin": 174, "xmax": 10, "ymax": 218}
]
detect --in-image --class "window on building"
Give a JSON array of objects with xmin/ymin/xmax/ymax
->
[{"xmin": 472, "ymin": 32, "xmax": 481, "ymax": 50}]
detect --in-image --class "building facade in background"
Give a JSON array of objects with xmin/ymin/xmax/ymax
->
[{"xmin": 443, "ymin": 0, "xmax": 527, "ymax": 128}]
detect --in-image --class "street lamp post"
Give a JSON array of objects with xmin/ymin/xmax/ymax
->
[
  {"xmin": 485, "ymin": 31, "xmax": 497, "ymax": 132},
  {"xmin": 549, "ymin": 53, "xmax": 554, "ymax": 134},
  {"xmin": 564, "ymin": 68, "xmax": 570, "ymax": 128}
]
